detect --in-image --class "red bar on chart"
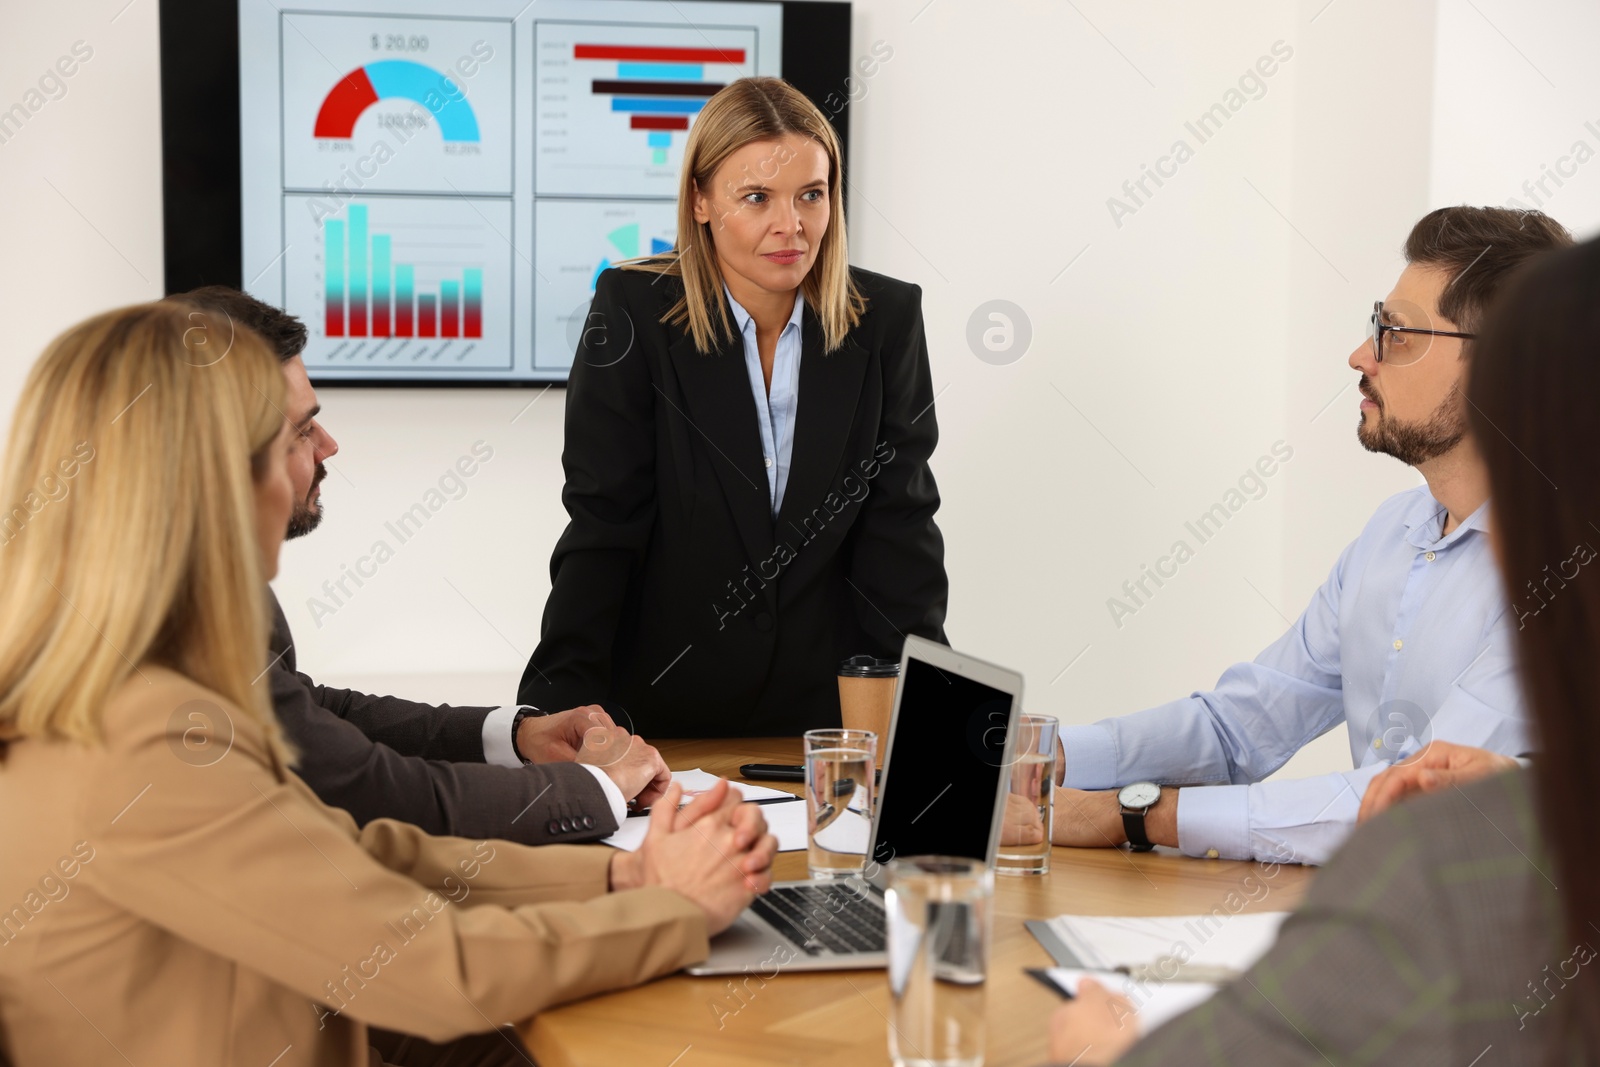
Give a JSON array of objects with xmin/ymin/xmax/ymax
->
[
  {"xmin": 463, "ymin": 269, "xmax": 482, "ymax": 339},
  {"xmin": 630, "ymin": 115, "xmax": 690, "ymax": 131},
  {"xmin": 418, "ymin": 294, "xmax": 436, "ymax": 338},
  {"xmin": 574, "ymin": 44, "xmax": 745, "ymax": 63},
  {"xmin": 441, "ymin": 280, "xmax": 459, "ymax": 338}
]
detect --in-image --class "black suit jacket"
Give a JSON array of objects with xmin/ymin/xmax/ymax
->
[
  {"xmin": 267, "ymin": 591, "xmax": 616, "ymax": 845},
  {"xmin": 519, "ymin": 265, "xmax": 948, "ymax": 736}
]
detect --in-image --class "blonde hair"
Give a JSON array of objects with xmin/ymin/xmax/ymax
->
[
  {"xmin": 623, "ymin": 76, "xmax": 866, "ymax": 354},
  {"xmin": 0, "ymin": 301, "xmax": 292, "ymax": 765}
]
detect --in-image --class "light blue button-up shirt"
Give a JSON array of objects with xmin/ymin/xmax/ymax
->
[
  {"xmin": 726, "ymin": 285, "xmax": 805, "ymax": 516},
  {"xmin": 1062, "ymin": 485, "xmax": 1528, "ymax": 865}
]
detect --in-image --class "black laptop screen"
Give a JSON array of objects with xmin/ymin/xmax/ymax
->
[{"xmin": 871, "ymin": 656, "xmax": 1014, "ymax": 867}]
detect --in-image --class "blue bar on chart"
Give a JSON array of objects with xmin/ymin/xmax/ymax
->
[
  {"xmin": 395, "ymin": 264, "xmax": 414, "ymax": 337},
  {"xmin": 609, "ymin": 97, "xmax": 705, "ymax": 114},
  {"xmin": 463, "ymin": 268, "xmax": 482, "ymax": 338},
  {"xmin": 617, "ymin": 62, "xmax": 704, "ymax": 80},
  {"xmin": 440, "ymin": 279, "xmax": 459, "ymax": 338},
  {"xmin": 371, "ymin": 233, "xmax": 391, "ymax": 338},
  {"xmin": 348, "ymin": 205, "xmax": 368, "ymax": 337},
  {"xmin": 325, "ymin": 219, "xmax": 345, "ymax": 337}
]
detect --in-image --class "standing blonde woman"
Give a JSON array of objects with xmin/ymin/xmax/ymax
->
[
  {"xmin": 0, "ymin": 302, "xmax": 775, "ymax": 1066},
  {"xmin": 519, "ymin": 76, "xmax": 949, "ymax": 737}
]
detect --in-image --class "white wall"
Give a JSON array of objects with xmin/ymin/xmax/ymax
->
[{"xmin": 4, "ymin": 1, "xmax": 1591, "ymax": 775}]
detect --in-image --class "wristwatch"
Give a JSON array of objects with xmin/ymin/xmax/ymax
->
[
  {"xmin": 1117, "ymin": 782, "xmax": 1161, "ymax": 852},
  {"xmin": 510, "ymin": 706, "xmax": 539, "ymax": 765}
]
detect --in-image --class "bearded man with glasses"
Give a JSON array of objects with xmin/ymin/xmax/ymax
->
[{"xmin": 1040, "ymin": 206, "xmax": 1571, "ymax": 866}]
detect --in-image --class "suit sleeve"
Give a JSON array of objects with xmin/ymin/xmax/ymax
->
[
  {"xmin": 519, "ymin": 268, "xmax": 658, "ymax": 709},
  {"xmin": 296, "ymin": 670, "xmax": 493, "ymax": 763},
  {"xmin": 86, "ymin": 696, "xmax": 707, "ymax": 1044},
  {"xmin": 845, "ymin": 282, "xmax": 949, "ymax": 654},
  {"xmin": 1107, "ymin": 782, "xmax": 1520, "ymax": 1067},
  {"xmin": 273, "ymin": 660, "xmax": 619, "ymax": 845}
]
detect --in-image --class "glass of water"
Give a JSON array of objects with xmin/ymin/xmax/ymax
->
[
  {"xmin": 803, "ymin": 728, "xmax": 877, "ymax": 879},
  {"xmin": 885, "ymin": 856, "xmax": 992, "ymax": 1067},
  {"xmin": 996, "ymin": 713, "xmax": 1058, "ymax": 875}
]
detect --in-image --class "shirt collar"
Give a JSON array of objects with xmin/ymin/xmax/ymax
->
[
  {"xmin": 1401, "ymin": 488, "xmax": 1490, "ymax": 550},
  {"xmin": 724, "ymin": 284, "xmax": 804, "ymax": 337}
]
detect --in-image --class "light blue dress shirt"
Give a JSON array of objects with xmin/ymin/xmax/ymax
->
[
  {"xmin": 1062, "ymin": 485, "xmax": 1528, "ymax": 865},
  {"xmin": 725, "ymin": 284, "xmax": 805, "ymax": 516}
]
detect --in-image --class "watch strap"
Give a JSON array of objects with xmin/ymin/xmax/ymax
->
[
  {"xmin": 510, "ymin": 707, "xmax": 538, "ymax": 765},
  {"xmin": 1121, "ymin": 806, "xmax": 1155, "ymax": 852}
]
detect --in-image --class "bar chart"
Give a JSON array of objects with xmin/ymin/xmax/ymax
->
[
  {"xmin": 321, "ymin": 205, "xmax": 485, "ymax": 340},
  {"xmin": 284, "ymin": 195, "xmax": 512, "ymax": 371},
  {"xmin": 535, "ymin": 21, "xmax": 760, "ymax": 197}
]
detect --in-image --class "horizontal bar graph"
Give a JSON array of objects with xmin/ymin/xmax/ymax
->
[
  {"xmin": 576, "ymin": 42, "xmax": 742, "ymax": 166},
  {"xmin": 322, "ymin": 205, "xmax": 482, "ymax": 340}
]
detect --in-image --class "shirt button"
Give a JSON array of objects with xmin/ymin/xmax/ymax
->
[
  {"xmin": 582, "ymin": 815, "xmax": 595, "ymax": 829},
  {"xmin": 764, "ymin": 456, "xmax": 774, "ymax": 468},
  {"xmin": 1205, "ymin": 849, "xmax": 1219, "ymax": 859},
  {"xmin": 1425, "ymin": 551, "xmax": 1437, "ymax": 562},
  {"xmin": 547, "ymin": 819, "xmax": 560, "ymax": 835},
  {"xmin": 1393, "ymin": 639, "xmax": 1404, "ymax": 651}
]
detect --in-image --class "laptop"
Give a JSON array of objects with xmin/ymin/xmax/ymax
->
[{"xmin": 686, "ymin": 634, "xmax": 1024, "ymax": 974}]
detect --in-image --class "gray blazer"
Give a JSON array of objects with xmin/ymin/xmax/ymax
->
[
  {"xmin": 267, "ymin": 591, "xmax": 617, "ymax": 845},
  {"xmin": 1106, "ymin": 769, "xmax": 1579, "ymax": 1066}
]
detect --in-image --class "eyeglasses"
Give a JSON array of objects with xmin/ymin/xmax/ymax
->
[{"xmin": 1369, "ymin": 300, "xmax": 1476, "ymax": 366}]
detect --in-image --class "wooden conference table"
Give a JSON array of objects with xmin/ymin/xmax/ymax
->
[{"xmin": 520, "ymin": 738, "xmax": 1313, "ymax": 1067}]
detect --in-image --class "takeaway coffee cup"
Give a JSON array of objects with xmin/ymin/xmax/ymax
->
[{"xmin": 838, "ymin": 655, "xmax": 899, "ymax": 767}]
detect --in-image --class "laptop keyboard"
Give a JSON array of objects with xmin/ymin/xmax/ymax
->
[{"xmin": 750, "ymin": 883, "xmax": 887, "ymax": 956}]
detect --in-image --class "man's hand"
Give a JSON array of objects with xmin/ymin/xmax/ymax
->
[
  {"xmin": 1047, "ymin": 978, "xmax": 1141, "ymax": 1066},
  {"xmin": 576, "ymin": 722, "xmax": 671, "ymax": 808},
  {"xmin": 1359, "ymin": 741, "xmax": 1519, "ymax": 822},
  {"xmin": 515, "ymin": 705, "xmax": 613, "ymax": 763},
  {"xmin": 608, "ymin": 781, "xmax": 778, "ymax": 935},
  {"xmin": 1000, "ymin": 791, "xmax": 1045, "ymax": 847}
]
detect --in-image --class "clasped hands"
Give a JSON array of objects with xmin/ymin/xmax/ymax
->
[{"xmin": 515, "ymin": 704, "xmax": 672, "ymax": 807}]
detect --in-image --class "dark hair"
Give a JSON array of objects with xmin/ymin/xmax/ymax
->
[
  {"xmin": 1403, "ymin": 206, "xmax": 1571, "ymax": 333},
  {"xmin": 173, "ymin": 286, "xmax": 306, "ymax": 362},
  {"xmin": 1467, "ymin": 235, "xmax": 1600, "ymax": 1060}
]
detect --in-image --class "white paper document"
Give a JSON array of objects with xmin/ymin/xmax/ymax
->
[
  {"xmin": 600, "ymin": 769, "xmax": 809, "ymax": 852},
  {"xmin": 1044, "ymin": 912, "xmax": 1290, "ymax": 974},
  {"xmin": 1039, "ymin": 969, "xmax": 1218, "ymax": 1034}
]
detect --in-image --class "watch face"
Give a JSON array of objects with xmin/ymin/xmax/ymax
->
[{"xmin": 1119, "ymin": 782, "xmax": 1160, "ymax": 809}]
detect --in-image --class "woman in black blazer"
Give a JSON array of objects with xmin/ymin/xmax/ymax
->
[{"xmin": 518, "ymin": 77, "xmax": 947, "ymax": 737}]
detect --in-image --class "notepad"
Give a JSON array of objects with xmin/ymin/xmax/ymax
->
[
  {"xmin": 1029, "ymin": 911, "xmax": 1290, "ymax": 976},
  {"xmin": 600, "ymin": 769, "xmax": 809, "ymax": 852}
]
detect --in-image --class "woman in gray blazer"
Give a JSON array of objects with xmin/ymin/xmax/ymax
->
[{"xmin": 1048, "ymin": 235, "xmax": 1600, "ymax": 1065}]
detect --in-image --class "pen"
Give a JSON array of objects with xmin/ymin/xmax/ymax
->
[
  {"xmin": 630, "ymin": 794, "xmax": 803, "ymax": 816},
  {"xmin": 1117, "ymin": 962, "xmax": 1239, "ymax": 984}
]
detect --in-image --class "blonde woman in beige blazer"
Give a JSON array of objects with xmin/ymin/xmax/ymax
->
[{"xmin": 0, "ymin": 303, "xmax": 776, "ymax": 1067}]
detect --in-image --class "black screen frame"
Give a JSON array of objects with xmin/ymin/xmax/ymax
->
[{"xmin": 158, "ymin": 0, "xmax": 852, "ymax": 387}]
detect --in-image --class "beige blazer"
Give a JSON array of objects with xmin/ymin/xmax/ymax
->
[{"xmin": 0, "ymin": 668, "xmax": 708, "ymax": 1066}]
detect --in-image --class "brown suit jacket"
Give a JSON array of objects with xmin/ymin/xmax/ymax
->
[{"xmin": 0, "ymin": 668, "xmax": 707, "ymax": 1066}]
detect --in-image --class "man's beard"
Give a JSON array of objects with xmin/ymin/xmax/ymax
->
[
  {"xmin": 1356, "ymin": 376, "xmax": 1466, "ymax": 466},
  {"xmin": 286, "ymin": 463, "xmax": 326, "ymax": 540}
]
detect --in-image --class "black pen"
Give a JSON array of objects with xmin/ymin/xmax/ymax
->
[{"xmin": 630, "ymin": 794, "xmax": 803, "ymax": 816}]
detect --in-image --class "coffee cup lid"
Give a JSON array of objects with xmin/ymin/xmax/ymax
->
[{"xmin": 838, "ymin": 655, "xmax": 899, "ymax": 678}]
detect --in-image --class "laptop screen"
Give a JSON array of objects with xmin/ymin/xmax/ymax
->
[{"xmin": 870, "ymin": 655, "xmax": 1016, "ymax": 868}]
